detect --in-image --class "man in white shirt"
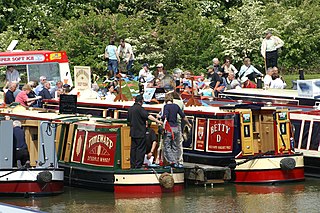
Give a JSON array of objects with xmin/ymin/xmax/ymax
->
[
  {"xmin": 5, "ymin": 66, "xmax": 21, "ymax": 87},
  {"xmin": 270, "ymin": 73, "xmax": 285, "ymax": 89},
  {"xmin": 139, "ymin": 63, "xmax": 150, "ymax": 82},
  {"xmin": 34, "ymin": 76, "xmax": 47, "ymax": 95},
  {"xmin": 118, "ymin": 38, "xmax": 135, "ymax": 76},
  {"xmin": 261, "ymin": 31, "xmax": 284, "ymax": 69}
]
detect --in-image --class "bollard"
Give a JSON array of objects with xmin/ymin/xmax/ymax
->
[
  {"xmin": 299, "ymin": 69, "xmax": 305, "ymax": 80},
  {"xmin": 256, "ymin": 77, "xmax": 262, "ymax": 88}
]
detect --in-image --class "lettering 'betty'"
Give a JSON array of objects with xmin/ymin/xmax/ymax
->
[
  {"xmin": 210, "ymin": 124, "xmax": 231, "ymax": 134},
  {"xmin": 88, "ymin": 135, "xmax": 113, "ymax": 149}
]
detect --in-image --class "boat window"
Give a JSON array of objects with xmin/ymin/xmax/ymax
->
[
  {"xmin": 310, "ymin": 121, "xmax": 320, "ymax": 150},
  {"xmin": 27, "ymin": 62, "xmax": 60, "ymax": 83},
  {"xmin": 291, "ymin": 120, "xmax": 302, "ymax": 148},
  {"xmin": 301, "ymin": 121, "xmax": 310, "ymax": 149}
]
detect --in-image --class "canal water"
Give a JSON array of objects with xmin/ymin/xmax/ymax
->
[{"xmin": 1, "ymin": 178, "xmax": 320, "ymax": 213}]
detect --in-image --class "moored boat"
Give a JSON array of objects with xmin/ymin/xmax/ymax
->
[
  {"xmin": 220, "ymin": 86, "xmax": 320, "ymax": 178},
  {"xmin": 0, "ymin": 107, "xmax": 184, "ymax": 194},
  {"xmin": 42, "ymin": 98, "xmax": 305, "ymax": 183},
  {"xmin": 0, "ymin": 119, "xmax": 64, "ymax": 196}
]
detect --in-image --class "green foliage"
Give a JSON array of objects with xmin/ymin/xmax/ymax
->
[
  {"xmin": 220, "ymin": 0, "xmax": 266, "ymax": 69},
  {"xmin": 1, "ymin": 0, "xmax": 320, "ymax": 77},
  {"xmin": 161, "ymin": 1, "xmax": 224, "ymax": 73}
]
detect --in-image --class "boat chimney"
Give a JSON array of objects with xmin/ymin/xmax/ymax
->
[
  {"xmin": 256, "ymin": 77, "xmax": 262, "ymax": 88},
  {"xmin": 6, "ymin": 40, "xmax": 18, "ymax": 52}
]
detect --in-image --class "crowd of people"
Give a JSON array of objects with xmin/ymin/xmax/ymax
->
[
  {"xmin": 123, "ymin": 31, "xmax": 286, "ymax": 168},
  {"xmin": 3, "ymin": 66, "xmax": 70, "ymax": 107},
  {"xmin": 104, "ymin": 31, "xmax": 286, "ymax": 99}
]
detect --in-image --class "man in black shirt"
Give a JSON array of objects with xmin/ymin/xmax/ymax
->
[
  {"xmin": 39, "ymin": 82, "xmax": 53, "ymax": 107},
  {"xmin": 5, "ymin": 82, "xmax": 17, "ymax": 105},
  {"xmin": 207, "ymin": 65, "xmax": 215, "ymax": 82},
  {"xmin": 127, "ymin": 95, "xmax": 161, "ymax": 168},
  {"xmin": 13, "ymin": 120, "xmax": 30, "ymax": 167},
  {"xmin": 39, "ymin": 82, "xmax": 53, "ymax": 100}
]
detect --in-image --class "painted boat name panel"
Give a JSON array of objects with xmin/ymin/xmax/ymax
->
[
  {"xmin": 206, "ymin": 119, "xmax": 234, "ymax": 153},
  {"xmin": 71, "ymin": 129, "xmax": 118, "ymax": 167},
  {"xmin": 82, "ymin": 132, "xmax": 116, "ymax": 167}
]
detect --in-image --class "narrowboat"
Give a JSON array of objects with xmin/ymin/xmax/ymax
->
[
  {"xmin": 43, "ymin": 98, "xmax": 305, "ymax": 183},
  {"xmin": 0, "ymin": 106, "xmax": 184, "ymax": 194},
  {"xmin": 289, "ymin": 110, "xmax": 320, "ymax": 178},
  {"xmin": 220, "ymin": 84, "xmax": 320, "ymax": 178},
  {"xmin": 0, "ymin": 117, "xmax": 64, "ymax": 196}
]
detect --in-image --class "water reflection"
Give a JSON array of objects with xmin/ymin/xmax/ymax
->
[{"xmin": 1, "ymin": 179, "xmax": 320, "ymax": 213}]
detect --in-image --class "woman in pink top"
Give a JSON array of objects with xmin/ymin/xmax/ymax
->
[{"xmin": 15, "ymin": 84, "xmax": 40, "ymax": 107}]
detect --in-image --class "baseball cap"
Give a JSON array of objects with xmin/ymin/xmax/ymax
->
[
  {"xmin": 135, "ymin": 95, "xmax": 144, "ymax": 103},
  {"xmin": 207, "ymin": 65, "xmax": 214, "ymax": 70},
  {"xmin": 156, "ymin": 63, "xmax": 164, "ymax": 68},
  {"xmin": 143, "ymin": 63, "xmax": 149, "ymax": 67}
]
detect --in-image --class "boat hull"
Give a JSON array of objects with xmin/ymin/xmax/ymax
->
[
  {"xmin": 61, "ymin": 163, "xmax": 184, "ymax": 193},
  {"xmin": 0, "ymin": 169, "xmax": 64, "ymax": 195},
  {"xmin": 234, "ymin": 154, "xmax": 304, "ymax": 183},
  {"xmin": 114, "ymin": 172, "xmax": 184, "ymax": 194},
  {"xmin": 61, "ymin": 163, "xmax": 115, "ymax": 191}
]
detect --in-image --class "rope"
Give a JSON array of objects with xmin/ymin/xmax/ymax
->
[
  {"xmin": 150, "ymin": 168, "xmax": 160, "ymax": 181},
  {"xmin": 0, "ymin": 165, "xmax": 27, "ymax": 179},
  {"xmin": 231, "ymin": 151, "xmax": 273, "ymax": 167}
]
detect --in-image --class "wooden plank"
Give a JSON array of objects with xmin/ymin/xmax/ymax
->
[
  {"xmin": 55, "ymin": 125, "xmax": 64, "ymax": 159},
  {"xmin": 64, "ymin": 124, "xmax": 75, "ymax": 162},
  {"xmin": 22, "ymin": 120, "xmax": 39, "ymax": 127},
  {"xmin": 121, "ymin": 126, "xmax": 131, "ymax": 169},
  {"xmin": 24, "ymin": 126, "xmax": 38, "ymax": 167}
]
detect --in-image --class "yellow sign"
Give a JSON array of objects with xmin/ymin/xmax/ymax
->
[{"xmin": 49, "ymin": 52, "xmax": 62, "ymax": 60}]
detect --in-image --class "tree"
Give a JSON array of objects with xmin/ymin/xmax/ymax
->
[{"xmin": 220, "ymin": 0, "xmax": 266, "ymax": 69}]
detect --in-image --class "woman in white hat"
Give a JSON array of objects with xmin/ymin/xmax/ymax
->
[{"xmin": 241, "ymin": 76, "xmax": 257, "ymax": 88}]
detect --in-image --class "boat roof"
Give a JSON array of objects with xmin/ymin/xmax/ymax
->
[
  {"xmin": 223, "ymin": 88, "xmax": 300, "ymax": 99},
  {"xmin": 0, "ymin": 50, "xmax": 69, "ymax": 66},
  {"xmin": 0, "ymin": 50, "xmax": 65, "ymax": 56}
]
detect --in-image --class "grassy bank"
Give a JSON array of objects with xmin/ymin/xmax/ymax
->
[{"xmin": 284, "ymin": 74, "xmax": 320, "ymax": 89}]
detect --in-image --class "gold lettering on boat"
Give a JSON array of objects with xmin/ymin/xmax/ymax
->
[
  {"xmin": 88, "ymin": 134, "xmax": 113, "ymax": 149},
  {"xmin": 210, "ymin": 124, "xmax": 231, "ymax": 134}
]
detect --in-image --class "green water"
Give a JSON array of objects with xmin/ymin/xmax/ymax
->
[{"xmin": 1, "ymin": 178, "xmax": 320, "ymax": 213}]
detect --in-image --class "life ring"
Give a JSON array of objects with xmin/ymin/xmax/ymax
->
[
  {"xmin": 37, "ymin": 171, "xmax": 53, "ymax": 183},
  {"xmin": 159, "ymin": 172, "xmax": 174, "ymax": 189},
  {"xmin": 280, "ymin": 158, "xmax": 296, "ymax": 170}
]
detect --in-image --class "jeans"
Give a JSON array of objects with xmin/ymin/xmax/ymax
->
[
  {"xmin": 126, "ymin": 60, "xmax": 134, "ymax": 76},
  {"xmin": 177, "ymin": 125, "xmax": 184, "ymax": 164},
  {"xmin": 164, "ymin": 126, "xmax": 181, "ymax": 164},
  {"xmin": 108, "ymin": 59, "xmax": 118, "ymax": 75}
]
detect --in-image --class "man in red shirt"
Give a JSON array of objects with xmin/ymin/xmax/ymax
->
[{"xmin": 241, "ymin": 76, "xmax": 257, "ymax": 88}]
